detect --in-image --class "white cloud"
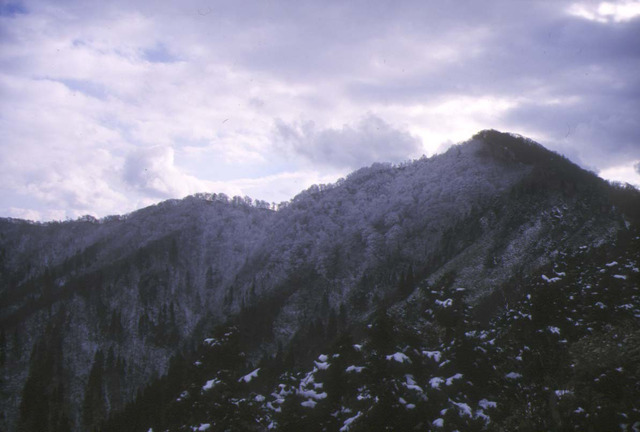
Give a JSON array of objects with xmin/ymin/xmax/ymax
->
[
  {"xmin": 568, "ymin": 1, "xmax": 640, "ymax": 23},
  {"xmin": 274, "ymin": 114, "xmax": 423, "ymax": 169},
  {"xmin": 122, "ymin": 145, "xmax": 227, "ymax": 201},
  {"xmin": 1, "ymin": 0, "xmax": 639, "ymax": 220},
  {"xmin": 599, "ymin": 162, "xmax": 640, "ymax": 187}
]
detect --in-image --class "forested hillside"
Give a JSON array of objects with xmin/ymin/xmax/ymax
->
[
  {"xmin": 1, "ymin": 130, "xmax": 638, "ymax": 431},
  {"xmin": 102, "ymin": 232, "xmax": 640, "ymax": 431}
]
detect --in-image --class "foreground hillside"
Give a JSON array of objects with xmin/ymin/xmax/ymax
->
[
  {"xmin": 1, "ymin": 130, "xmax": 639, "ymax": 431},
  {"xmin": 103, "ymin": 232, "xmax": 640, "ymax": 431}
]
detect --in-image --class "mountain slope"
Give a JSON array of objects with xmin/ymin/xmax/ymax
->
[
  {"xmin": 1, "ymin": 130, "xmax": 638, "ymax": 432},
  {"xmin": 107, "ymin": 231, "xmax": 638, "ymax": 432}
]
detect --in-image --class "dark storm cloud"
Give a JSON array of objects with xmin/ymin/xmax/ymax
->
[{"xmin": 275, "ymin": 115, "xmax": 422, "ymax": 169}]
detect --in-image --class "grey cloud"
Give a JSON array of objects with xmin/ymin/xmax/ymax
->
[
  {"xmin": 275, "ymin": 114, "xmax": 422, "ymax": 169},
  {"xmin": 635, "ymin": 162, "xmax": 640, "ymax": 175},
  {"xmin": 339, "ymin": 5, "xmax": 640, "ymax": 172},
  {"xmin": 348, "ymin": 9, "xmax": 640, "ymax": 104},
  {"xmin": 503, "ymin": 92, "xmax": 640, "ymax": 170},
  {"xmin": 123, "ymin": 146, "xmax": 177, "ymax": 198},
  {"xmin": 4, "ymin": 0, "xmax": 640, "ymax": 219}
]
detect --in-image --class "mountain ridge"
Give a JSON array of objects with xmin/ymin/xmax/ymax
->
[{"xmin": 1, "ymin": 130, "xmax": 639, "ymax": 431}]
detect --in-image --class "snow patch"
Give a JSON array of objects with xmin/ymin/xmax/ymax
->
[
  {"xmin": 475, "ymin": 409, "xmax": 490, "ymax": 422},
  {"xmin": 479, "ymin": 399, "xmax": 497, "ymax": 409},
  {"xmin": 404, "ymin": 374, "xmax": 424, "ymax": 393},
  {"xmin": 548, "ymin": 326, "xmax": 561, "ymax": 335},
  {"xmin": 445, "ymin": 373, "xmax": 463, "ymax": 386},
  {"xmin": 451, "ymin": 400, "xmax": 473, "ymax": 417},
  {"xmin": 202, "ymin": 378, "xmax": 220, "ymax": 391},
  {"xmin": 430, "ymin": 377, "xmax": 444, "ymax": 388},
  {"xmin": 203, "ymin": 338, "xmax": 220, "ymax": 347},
  {"xmin": 423, "ymin": 350, "xmax": 442, "ymax": 362},
  {"xmin": 314, "ymin": 361, "xmax": 330, "ymax": 370},
  {"xmin": 505, "ymin": 372, "xmax": 522, "ymax": 379},
  {"xmin": 301, "ymin": 399, "xmax": 317, "ymax": 408},
  {"xmin": 340, "ymin": 412, "xmax": 362, "ymax": 431},
  {"xmin": 298, "ymin": 389, "xmax": 327, "ymax": 400},
  {"xmin": 386, "ymin": 352, "xmax": 411, "ymax": 363},
  {"xmin": 542, "ymin": 274, "xmax": 562, "ymax": 283},
  {"xmin": 239, "ymin": 368, "xmax": 260, "ymax": 383},
  {"xmin": 435, "ymin": 298, "xmax": 453, "ymax": 307}
]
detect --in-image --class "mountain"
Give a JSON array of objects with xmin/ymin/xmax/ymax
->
[{"xmin": 1, "ymin": 130, "xmax": 639, "ymax": 431}]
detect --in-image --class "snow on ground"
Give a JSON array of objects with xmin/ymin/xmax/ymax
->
[
  {"xmin": 548, "ymin": 326, "xmax": 561, "ymax": 335},
  {"xmin": 479, "ymin": 399, "xmax": 497, "ymax": 409},
  {"xmin": 542, "ymin": 274, "xmax": 562, "ymax": 283},
  {"xmin": 386, "ymin": 352, "xmax": 411, "ymax": 363},
  {"xmin": 340, "ymin": 412, "xmax": 362, "ymax": 432},
  {"xmin": 301, "ymin": 399, "xmax": 317, "ymax": 408},
  {"xmin": 423, "ymin": 350, "xmax": 442, "ymax": 362},
  {"xmin": 202, "ymin": 378, "xmax": 220, "ymax": 391},
  {"xmin": 445, "ymin": 373, "xmax": 463, "ymax": 386},
  {"xmin": 238, "ymin": 368, "xmax": 260, "ymax": 383},
  {"xmin": 430, "ymin": 377, "xmax": 444, "ymax": 389},
  {"xmin": 435, "ymin": 298, "xmax": 453, "ymax": 307},
  {"xmin": 314, "ymin": 360, "xmax": 330, "ymax": 370},
  {"xmin": 404, "ymin": 375, "xmax": 424, "ymax": 393},
  {"xmin": 451, "ymin": 400, "xmax": 473, "ymax": 417},
  {"xmin": 298, "ymin": 389, "xmax": 328, "ymax": 400},
  {"xmin": 203, "ymin": 338, "xmax": 221, "ymax": 347}
]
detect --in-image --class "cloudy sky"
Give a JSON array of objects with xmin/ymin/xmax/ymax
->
[{"xmin": 1, "ymin": 0, "xmax": 639, "ymax": 220}]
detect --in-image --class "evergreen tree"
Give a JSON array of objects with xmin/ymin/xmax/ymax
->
[{"xmin": 83, "ymin": 350, "xmax": 106, "ymax": 431}]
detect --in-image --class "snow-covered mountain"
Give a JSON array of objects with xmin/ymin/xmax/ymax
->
[{"xmin": 1, "ymin": 130, "xmax": 638, "ymax": 431}]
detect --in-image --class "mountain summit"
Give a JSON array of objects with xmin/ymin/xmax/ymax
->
[{"xmin": 1, "ymin": 130, "xmax": 639, "ymax": 431}]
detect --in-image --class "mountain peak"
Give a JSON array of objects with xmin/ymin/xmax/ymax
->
[
  {"xmin": 472, "ymin": 129, "xmax": 556, "ymax": 165},
  {"xmin": 2, "ymin": 130, "xmax": 639, "ymax": 432}
]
